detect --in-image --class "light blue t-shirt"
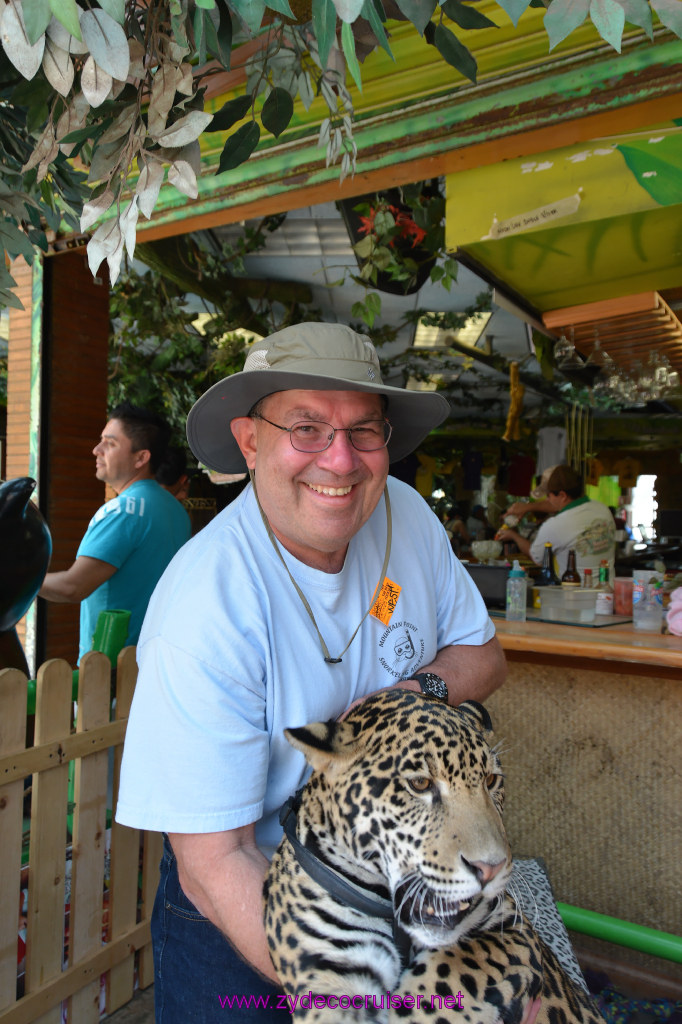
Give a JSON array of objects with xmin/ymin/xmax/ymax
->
[
  {"xmin": 76, "ymin": 479, "xmax": 191, "ymax": 661},
  {"xmin": 116, "ymin": 476, "xmax": 495, "ymax": 857}
]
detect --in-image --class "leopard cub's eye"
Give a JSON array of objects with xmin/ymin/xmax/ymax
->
[
  {"xmin": 485, "ymin": 773, "xmax": 499, "ymax": 789},
  {"xmin": 408, "ymin": 776, "xmax": 433, "ymax": 792}
]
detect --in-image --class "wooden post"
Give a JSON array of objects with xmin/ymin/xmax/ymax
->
[
  {"xmin": 106, "ymin": 648, "xmax": 140, "ymax": 1014},
  {"xmin": 25, "ymin": 661, "xmax": 72, "ymax": 1024},
  {"xmin": 5, "ymin": 251, "xmax": 110, "ymax": 668},
  {"xmin": 68, "ymin": 653, "xmax": 111, "ymax": 1024},
  {"xmin": 0, "ymin": 670, "xmax": 27, "ymax": 1013}
]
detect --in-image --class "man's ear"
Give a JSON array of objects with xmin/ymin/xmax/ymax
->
[
  {"xmin": 134, "ymin": 448, "xmax": 151, "ymax": 469},
  {"xmin": 230, "ymin": 417, "xmax": 258, "ymax": 470}
]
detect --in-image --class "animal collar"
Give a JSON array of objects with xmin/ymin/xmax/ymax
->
[{"xmin": 279, "ymin": 791, "xmax": 413, "ymax": 968}]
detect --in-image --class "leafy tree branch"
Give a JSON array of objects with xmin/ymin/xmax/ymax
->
[{"xmin": 1, "ymin": 0, "xmax": 679, "ymax": 307}]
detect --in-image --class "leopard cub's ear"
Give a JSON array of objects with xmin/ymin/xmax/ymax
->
[
  {"xmin": 284, "ymin": 719, "xmax": 358, "ymax": 774},
  {"xmin": 456, "ymin": 700, "xmax": 494, "ymax": 736}
]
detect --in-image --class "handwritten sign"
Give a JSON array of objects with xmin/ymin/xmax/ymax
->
[
  {"xmin": 371, "ymin": 577, "xmax": 402, "ymax": 625},
  {"xmin": 486, "ymin": 193, "xmax": 582, "ymax": 240}
]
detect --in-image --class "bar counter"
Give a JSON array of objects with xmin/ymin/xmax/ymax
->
[
  {"xmin": 484, "ymin": 614, "xmax": 681, "ymax": 981},
  {"xmin": 495, "ymin": 616, "xmax": 682, "ymax": 672}
]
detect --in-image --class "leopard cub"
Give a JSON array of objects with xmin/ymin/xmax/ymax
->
[{"xmin": 264, "ymin": 689, "xmax": 604, "ymax": 1024}]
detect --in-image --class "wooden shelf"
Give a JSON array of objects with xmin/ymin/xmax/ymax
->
[{"xmin": 542, "ymin": 292, "xmax": 682, "ymax": 373}]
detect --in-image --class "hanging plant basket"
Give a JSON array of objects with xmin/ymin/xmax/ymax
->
[{"xmin": 337, "ymin": 184, "xmax": 442, "ymax": 296}]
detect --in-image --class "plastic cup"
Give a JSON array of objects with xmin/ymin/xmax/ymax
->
[
  {"xmin": 632, "ymin": 571, "xmax": 663, "ymax": 631},
  {"xmin": 633, "ymin": 607, "xmax": 663, "ymax": 632},
  {"xmin": 613, "ymin": 577, "xmax": 633, "ymax": 616}
]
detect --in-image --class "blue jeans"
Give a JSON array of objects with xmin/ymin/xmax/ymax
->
[{"xmin": 152, "ymin": 836, "xmax": 289, "ymax": 1022}]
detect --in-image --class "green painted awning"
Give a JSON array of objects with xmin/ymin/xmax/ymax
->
[
  {"xmin": 135, "ymin": 9, "xmax": 682, "ymax": 241},
  {"xmin": 446, "ymin": 120, "xmax": 682, "ymax": 312}
]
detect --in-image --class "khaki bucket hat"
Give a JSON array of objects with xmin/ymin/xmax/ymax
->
[{"xmin": 187, "ymin": 322, "xmax": 450, "ymax": 473}]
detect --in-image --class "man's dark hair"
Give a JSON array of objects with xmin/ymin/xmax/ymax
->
[
  {"xmin": 546, "ymin": 464, "xmax": 583, "ymax": 500},
  {"xmin": 109, "ymin": 402, "xmax": 171, "ymax": 473},
  {"xmin": 155, "ymin": 445, "xmax": 188, "ymax": 487}
]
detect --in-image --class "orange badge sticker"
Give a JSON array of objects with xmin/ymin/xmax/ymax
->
[{"xmin": 371, "ymin": 577, "xmax": 402, "ymax": 625}]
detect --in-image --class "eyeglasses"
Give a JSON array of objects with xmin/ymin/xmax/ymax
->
[{"xmin": 252, "ymin": 414, "xmax": 393, "ymax": 453}]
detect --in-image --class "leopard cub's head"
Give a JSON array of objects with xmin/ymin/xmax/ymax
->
[{"xmin": 284, "ymin": 688, "xmax": 510, "ymax": 950}]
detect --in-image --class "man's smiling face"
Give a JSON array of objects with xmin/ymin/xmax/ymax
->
[{"xmin": 231, "ymin": 389, "xmax": 390, "ymax": 573}]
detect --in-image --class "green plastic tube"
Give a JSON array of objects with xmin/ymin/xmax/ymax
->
[
  {"xmin": 90, "ymin": 608, "xmax": 131, "ymax": 663},
  {"xmin": 557, "ymin": 902, "xmax": 682, "ymax": 964},
  {"xmin": 26, "ymin": 608, "xmax": 131, "ymax": 714}
]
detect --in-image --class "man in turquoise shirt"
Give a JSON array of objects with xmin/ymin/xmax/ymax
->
[{"xmin": 39, "ymin": 402, "xmax": 191, "ymax": 661}]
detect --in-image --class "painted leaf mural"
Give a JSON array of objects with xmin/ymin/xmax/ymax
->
[{"xmin": 617, "ymin": 135, "xmax": 682, "ymax": 206}]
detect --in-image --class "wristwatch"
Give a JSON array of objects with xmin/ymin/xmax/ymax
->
[{"xmin": 413, "ymin": 672, "xmax": 448, "ymax": 702}]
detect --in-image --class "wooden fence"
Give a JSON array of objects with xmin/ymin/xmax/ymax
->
[{"xmin": 0, "ymin": 648, "xmax": 160, "ymax": 1024}]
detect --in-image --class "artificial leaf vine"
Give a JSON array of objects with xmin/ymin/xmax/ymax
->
[{"xmin": 1, "ymin": 0, "xmax": 680, "ymax": 306}]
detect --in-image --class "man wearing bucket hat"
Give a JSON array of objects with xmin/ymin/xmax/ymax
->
[{"xmin": 117, "ymin": 323, "xmax": 506, "ymax": 1022}]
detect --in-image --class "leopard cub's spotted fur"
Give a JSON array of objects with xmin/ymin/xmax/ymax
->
[{"xmin": 263, "ymin": 689, "xmax": 604, "ymax": 1024}]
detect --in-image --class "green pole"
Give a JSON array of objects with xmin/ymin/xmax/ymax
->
[{"xmin": 557, "ymin": 903, "xmax": 682, "ymax": 964}]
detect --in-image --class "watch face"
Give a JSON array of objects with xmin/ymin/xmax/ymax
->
[{"xmin": 415, "ymin": 672, "xmax": 448, "ymax": 701}]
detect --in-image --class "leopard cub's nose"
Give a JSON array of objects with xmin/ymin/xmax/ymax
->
[{"xmin": 462, "ymin": 856, "xmax": 507, "ymax": 885}]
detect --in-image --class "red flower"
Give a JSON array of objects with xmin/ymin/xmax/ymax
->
[
  {"xmin": 394, "ymin": 211, "xmax": 426, "ymax": 247},
  {"xmin": 357, "ymin": 203, "xmax": 427, "ymax": 247},
  {"xmin": 357, "ymin": 212, "xmax": 377, "ymax": 237}
]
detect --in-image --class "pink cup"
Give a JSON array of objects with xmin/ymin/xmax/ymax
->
[{"xmin": 614, "ymin": 577, "xmax": 633, "ymax": 616}]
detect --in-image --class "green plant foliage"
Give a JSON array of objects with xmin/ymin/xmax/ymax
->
[
  {"xmin": 341, "ymin": 21, "xmax": 363, "ymax": 92},
  {"xmin": 0, "ymin": 53, "xmax": 89, "ymax": 309},
  {"xmin": 218, "ymin": 121, "xmax": 261, "ymax": 173},
  {"xmin": 23, "ymin": 0, "xmax": 52, "ymax": 45},
  {"xmin": 312, "ymin": 0, "xmax": 339, "ymax": 69},
  {"xmin": 340, "ymin": 182, "xmax": 459, "ymax": 326},
  {"xmin": 589, "ymin": 0, "xmax": 625, "ymax": 50},
  {"xmin": 53, "ymin": 0, "xmax": 83, "ymax": 39},
  {"xmin": 618, "ymin": 0, "xmax": 653, "ymax": 37},
  {"xmin": 261, "ymin": 87, "xmax": 295, "ymax": 137},
  {"xmin": 0, "ymin": 0, "xmax": 681, "ymax": 311},
  {"xmin": 394, "ymin": 0, "xmax": 438, "ymax": 35},
  {"xmin": 493, "ymin": 0, "xmax": 531, "ymax": 26},
  {"xmin": 105, "ymin": 207, "xmax": 599, "ymax": 447},
  {"xmin": 544, "ymin": 0, "xmax": 590, "ymax": 49},
  {"xmin": 440, "ymin": 0, "xmax": 497, "ymax": 29},
  {"xmin": 107, "ymin": 220, "xmax": 323, "ymax": 437},
  {"xmin": 360, "ymin": 0, "xmax": 394, "ymax": 55},
  {"xmin": 650, "ymin": 0, "xmax": 682, "ymax": 35},
  {"xmin": 425, "ymin": 21, "xmax": 478, "ymax": 81},
  {"xmin": 205, "ymin": 95, "xmax": 253, "ymax": 133}
]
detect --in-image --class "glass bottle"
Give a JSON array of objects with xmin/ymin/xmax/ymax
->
[
  {"xmin": 537, "ymin": 542, "xmax": 560, "ymax": 586},
  {"xmin": 660, "ymin": 571, "xmax": 678, "ymax": 633},
  {"xmin": 505, "ymin": 560, "xmax": 527, "ymax": 622},
  {"xmin": 561, "ymin": 549, "xmax": 581, "ymax": 588},
  {"xmin": 583, "ymin": 568, "xmax": 594, "ymax": 589},
  {"xmin": 595, "ymin": 560, "xmax": 614, "ymax": 615}
]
